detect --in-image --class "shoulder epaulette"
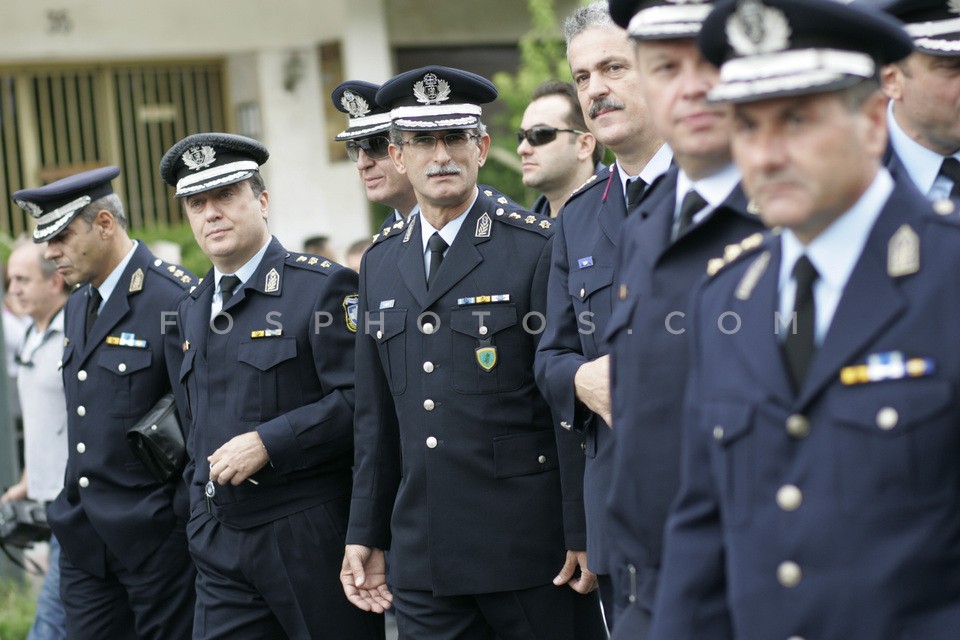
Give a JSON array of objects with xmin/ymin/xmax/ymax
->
[
  {"xmin": 286, "ymin": 252, "xmax": 336, "ymax": 271},
  {"xmin": 371, "ymin": 217, "xmax": 410, "ymax": 245},
  {"xmin": 492, "ymin": 208, "xmax": 554, "ymax": 236},
  {"xmin": 567, "ymin": 167, "xmax": 610, "ymax": 202},
  {"xmin": 149, "ymin": 258, "xmax": 197, "ymax": 288},
  {"xmin": 706, "ymin": 231, "xmax": 768, "ymax": 277}
]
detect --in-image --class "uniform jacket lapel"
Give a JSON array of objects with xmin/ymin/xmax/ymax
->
[
  {"xmin": 598, "ymin": 168, "xmax": 625, "ymax": 247},
  {"xmin": 398, "ymin": 214, "xmax": 430, "ymax": 308},
  {"xmin": 186, "ymin": 271, "xmax": 215, "ymax": 357},
  {"xmin": 80, "ymin": 243, "xmax": 147, "ymax": 360},
  {"xmin": 797, "ymin": 182, "xmax": 914, "ymax": 406},
  {"xmin": 420, "ymin": 195, "xmax": 492, "ymax": 309}
]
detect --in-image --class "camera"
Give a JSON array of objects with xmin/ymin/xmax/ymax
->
[{"xmin": 0, "ymin": 500, "xmax": 51, "ymax": 548}]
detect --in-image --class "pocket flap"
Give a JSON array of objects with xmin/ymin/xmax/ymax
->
[
  {"xmin": 702, "ymin": 401, "xmax": 754, "ymax": 447},
  {"xmin": 237, "ymin": 337, "xmax": 297, "ymax": 371},
  {"xmin": 451, "ymin": 305, "xmax": 518, "ymax": 339},
  {"xmin": 833, "ymin": 378, "xmax": 953, "ymax": 435},
  {"xmin": 370, "ymin": 309, "xmax": 407, "ymax": 343},
  {"xmin": 97, "ymin": 348, "xmax": 152, "ymax": 376},
  {"xmin": 568, "ymin": 265, "xmax": 614, "ymax": 301},
  {"xmin": 493, "ymin": 430, "xmax": 560, "ymax": 478}
]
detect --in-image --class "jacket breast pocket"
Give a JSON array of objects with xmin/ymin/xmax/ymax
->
[
  {"xmin": 704, "ymin": 401, "xmax": 755, "ymax": 528},
  {"xmin": 450, "ymin": 304, "xmax": 523, "ymax": 394},
  {"xmin": 568, "ymin": 265, "xmax": 614, "ymax": 354},
  {"xmin": 97, "ymin": 348, "xmax": 153, "ymax": 417},
  {"xmin": 371, "ymin": 309, "xmax": 407, "ymax": 395},
  {"xmin": 831, "ymin": 378, "xmax": 955, "ymax": 513},
  {"xmin": 237, "ymin": 337, "xmax": 299, "ymax": 421}
]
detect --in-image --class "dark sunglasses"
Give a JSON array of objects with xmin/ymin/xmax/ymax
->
[
  {"xmin": 345, "ymin": 136, "xmax": 391, "ymax": 162},
  {"xmin": 515, "ymin": 126, "xmax": 586, "ymax": 147}
]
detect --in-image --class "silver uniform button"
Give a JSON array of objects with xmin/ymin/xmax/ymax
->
[
  {"xmin": 76, "ymin": 442, "xmax": 86, "ymax": 453},
  {"xmin": 776, "ymin": 485, "xmax": 803, "ymax": 512},
  {"xmin": 785, "ymin": 414, "xmax": 810, "ymax": 439},
  {"xmin": 78, "ymin": 477, "xmax": 89, "ymax": 488},
  {"xmin": 788, "ymin": 637, "xmax": 806, "ymax": 640},
  {"xmin": 538, "ymin": 455, "xmax": 547, "ymax": 464},
  {"xmin": 77, "ymin": 405, "xmax": 86, "ymax": 417},
  {"xmin": 423, "ymin": 399, "xmax": 435, "ymax": 411},
  {"xmin": 422, "ymin": 322, "xmax": 435, "ymax": 335},
  {"xmin": 154, "ymin": 259, "xmax": 162, "ymax": 267},
  {"xmin": 205, "ymin": 480, "xmax": 216, "ymax": 498},
  {"xmin": 77, "ymin": 370, "xmax": 87, "ymax": 381},
  {"xmin": 118, "ymin": 363, "xmax": 127, "ymax": 373},
  {"xmin": 423, "ymin": 362, "xmax": 434, "ymax": 373},
  {"xmin": 560, "ymin": 420, "xmax": 571, "ymax": 431},
  {"xmin": 876, "ymin": 407, "xmax": 898, "ymax": 431},
  {"xmin": 426, "ymin": 436, "xmax": 438, "ymax": 448},
  {"xmin": 376, "ymin": 330, "xmax": 383, "ymax": 340},
  {"xmin": 580, "ymin": 287, "xmax": 586, "ymax": 299},
  {"xmin": 713, "ymin": 425, "xmax": 724, "ymax": 440},
  {"xmin": 777, "ymin": 561, "xmax": 802, "ymax": 588},
  {"xmin": 479, "ymin": 325, "xmax": 488, "ymax": 336}
]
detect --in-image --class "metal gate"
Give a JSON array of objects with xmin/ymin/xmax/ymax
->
[{"xmin": 0, "ymin": 60, "xmax": 227, "ymax": 239}]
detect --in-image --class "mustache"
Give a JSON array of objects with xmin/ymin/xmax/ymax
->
[
  {"xmin": 425, "ymin": 162, "xmax": 462, "ymax": 177},
  {"xmin": 589, "ymin": 97, "xmax": 625, "ymax": 119}
]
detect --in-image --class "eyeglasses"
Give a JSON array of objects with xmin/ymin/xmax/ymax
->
[
  {"xmin": 399, "ymin": 132, "xmax": 480, "ymax": 152},
  {"xmin": 345, "ymin": 136, "xmax": 391, "ymax": 162},
  {"xmin": 515, "ymin": 126, "xmax": 586, "ymax": 147}
]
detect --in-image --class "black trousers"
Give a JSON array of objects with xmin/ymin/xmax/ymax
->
[
  {"xmin": 59, "ymin": 518, "xmax": 196, "ymax": 640},
  {"xmin": 392, "ymin": 581, "xmax": 607, "ymax": 640},
  {"xmin": 188, "ymin": 495, "xmax": 384, "ymax": 640}
]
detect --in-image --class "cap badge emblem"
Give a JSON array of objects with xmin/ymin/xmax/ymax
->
[
  {"xmin": 182, "ymin": 145, "xmax": 217, "ymax": 171},
  {"xmin": 726, "ymin": 0, "xmax": 791, "ymax": 56},
  {"xmin": 414, "ymin": 72, "xmax": 451, "ymax": 105},
  {"xmin": 341, "ymin": 90, "xmax": 371, "ymax": 118}
]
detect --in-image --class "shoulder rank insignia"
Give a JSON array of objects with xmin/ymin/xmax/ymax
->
[
  {"xmin": 308, "ymin": 257, "xmax": 319, "ymax": 265},
  {"xmin": 129, "ymin": 268, "xmax": 144, "ymax": 293},
  {"xmin": 475, "ymin": 212, "xmax": 492, "ymax": 238},
  {"xmin": 509, "ymin": 212, "xmax": 521, "ymax": 220},
  {"xmin": 572, "ymin": 173, "xmax": 599, "ymax": 194},
  {"xmin": 321, "ymin": 260, "xmax": 332, "ymax": 268},
  {"xmin": 735, "ymin": 251, "xmax": 770, "ymax": 300},
  {"xmin": 167, "ymin": 265, "xmax": 177, "ymax": 273},
  {"xmin": 180, "ymin": 275, "xmax": 192, "ymax": 283},
  {"xmin": 888, "ymin": 224, "xmax": 919, "ymax": 277},
  {"xmin": 296, "ymin": 255, "xmax": 308, "ymax": 262},
  {"xmin": 265, "ymin": 268, "xmax": 280, "ymax": 292},
  {"xmin": 381, "ymin": 226, "xmax": 391, "ymax": 238},
  {"xmin": 476, "ymin": 346, "xmax": 497, "ymax": 371},
  {"xmin": 484, "ymin": 189, "xmax": 493, "ymax": 197},
  {"xmin": 393, "ymin": 220, "xmax": 405, "ymax": 230},
  {"xmin": 747, "ymin": 199, "xmax": 761, "ymax": 215},
  {"xmin": 498, "ymin": 196, "xmax": 508, "ymax": 204},
  {"xmin": 524, "ymin": 215, "xmax": 536, "ymax": 224},
  {"xmin": 372, "ymin": 233, "xmax": 380, "ymax": 242},
  {"xmin": 343, "ymin": 294, "xmax": 359, "ymax": 333},
  {"xmin": 539, "ymin": 220, "xmax": 551, "ymax": 229}
]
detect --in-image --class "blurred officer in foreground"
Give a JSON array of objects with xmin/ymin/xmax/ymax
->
[
  {"xmin": 649, "ymin": 0, "xmax": 960, "ymax": 637},
  {"xmin": 2, "ymin": 241, "xmax": 69, "ymax": 640},
  {"xmin": 601, "ymin": 0, "xmax": 765, "ymax": 636},
  {"xmin": 341, "ymin": 65, "xmax": 606, "ymax": 640},
  {"xmin": 532, "ymin": 4, "xmax": 671, "ymax": 628},
  {"xmin": 161, "ymin": 133, "xmax": 382, "ymax": 640},
  {"xmin": 880, "ymin": 0, "xmax": 960, "ymax": 199},
  {"xmin": 517, "ymin": 80, "xmax": 602, "ymax": 217},
  {"xmin": 333, "ymin": 80, "xmax": 419, "ymax": 226},
  {"xmin": 13, "ymin": 166, "xmax": 196, "ymax": 639}
]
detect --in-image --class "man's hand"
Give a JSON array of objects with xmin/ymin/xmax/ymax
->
[
  {"xmin": 208, "ymin": 432, "xmax": 269, "ymax": 486},
  {"xmin": 340, "ymin": 545, "xmax": 393, "ymax": 613},
  {"xmin": 574, "ymin": 355, "xmax": 612, "ymax": 427},
  {"xmin": 553, "ymin": 550, "xmax": 598, "ymax": 594},
  {"xmin": 0, "ymin": 479, "xmax": 27, "ymax": 503}
]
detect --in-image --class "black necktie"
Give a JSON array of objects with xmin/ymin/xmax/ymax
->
[
  {"xmin": 219, "ymin": 275, "xmax": 241, "ymax": 307},
  {"xmin": 85, "ymin": 287, "xmax": 101, "ymax": 338},
  {"xmin": 783, "ymin": 255, "xmax": 819, "ymax": 390},
  {"xmin": 676, "ymin": 189, "xmax": 708, "ymax": 238},
  {"xmin": 625, "ymin": 177, "xmax": 647, "ymax": 209},
  {"xmin": 938, "ymin": 157, "xmax": 960, "ymax": 199},
  {"xmin": 427, "ymin": 233, "xmax": 448, "ymax": 289}
]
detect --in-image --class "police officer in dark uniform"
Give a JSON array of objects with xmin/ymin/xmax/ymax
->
[
  {"xmin": 332, "ymin": 80, "xmax": 420, "ymax": 226},
  {"xmin": 12, "ymin": 167, "xmax": 197, "ymax": 639},
  {"xmin": 650, "ymin": 1, "xmax": 960, "ymax": 637},
  {"xmin": 340, "ymin": 66, "xmax": 606, "ymax": 640},
  {"xmin": 160, "ymin": 133, "xmax": 383, "ymax": 640},
  {"xmin": 600, "ymin": 1, "xmax": 765, "ymax": 637},
  {"xmin": 879, "ymin": 0, "xmax": 960, "ymax": 199}
]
